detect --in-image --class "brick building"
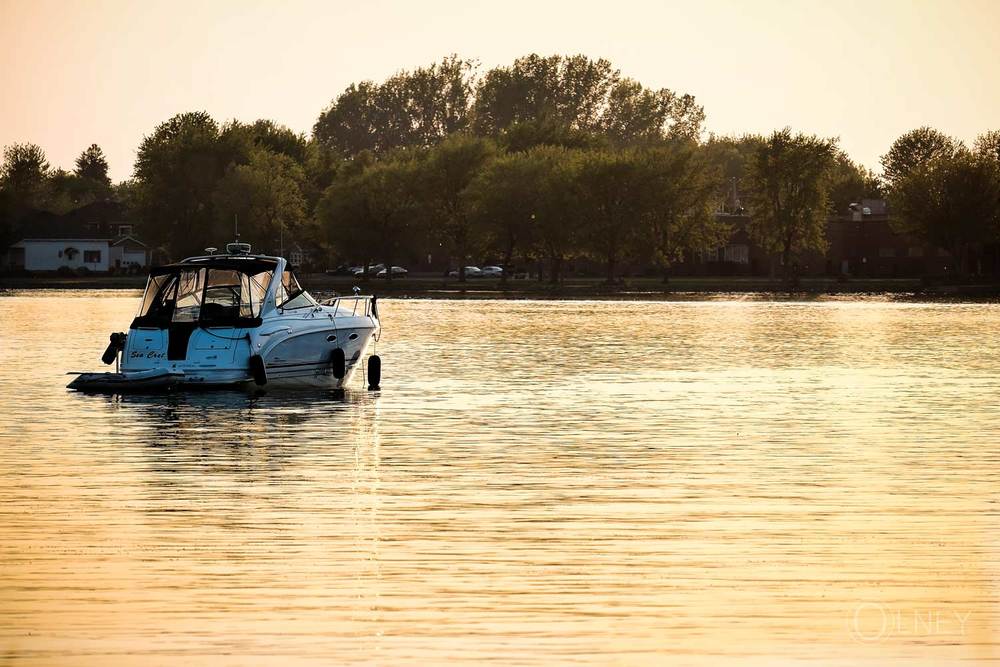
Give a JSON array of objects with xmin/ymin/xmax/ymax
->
[{"xmin": 678, "ymin": 199, "xmax": 954, "ymax": 278}]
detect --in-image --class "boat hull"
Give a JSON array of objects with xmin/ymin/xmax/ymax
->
[{"xmin": 119, "ymin": 320, "xmax": 376, "ymax": 391}]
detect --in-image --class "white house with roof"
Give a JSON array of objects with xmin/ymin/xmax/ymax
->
[{"xmin": 4, "ymin": 202, "xmax": 149, "ymax": 272}]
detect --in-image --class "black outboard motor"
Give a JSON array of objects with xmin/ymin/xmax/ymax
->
[{"xmin": 101, "ymin": 332, "xmax": 127, "ymax": 365}]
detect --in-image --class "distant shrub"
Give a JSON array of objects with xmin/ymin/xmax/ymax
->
[
  {"xmin": 56, "ymin": 265, "xmax": 74, "ymax": 275},
  {"xmin": 75, "ymin": 266, "xmax": 91, "ymax": 276}
]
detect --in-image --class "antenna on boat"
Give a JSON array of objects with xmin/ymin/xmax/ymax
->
[{"xmin": 225, "ymin": 214, "xmax": 251, "ymax": 255}]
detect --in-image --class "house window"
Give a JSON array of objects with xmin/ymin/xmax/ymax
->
[
  {"xmin": 908, "ymin": 247, "xmax": 924, "ymax": 258},
  {"xmin": 118, "ymin": 224, "xmax": 134, "ymax": 237},
  {"xmin": 84, "ymin": 250, "xmax": 101, "ymax": 263},
  {"xmin": 878, "ymin": 247, "xmax": 896, "ymax": 258}
]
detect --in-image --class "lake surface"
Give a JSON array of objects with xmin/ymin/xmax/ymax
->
[{"xmin": 1, "ymin": 291, "xmax": 998, "ymax": 665}]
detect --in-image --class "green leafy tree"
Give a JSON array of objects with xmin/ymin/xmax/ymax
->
[
  {"xmin": 416, "ymin": 134, "xmax": 498, "ymax": 280},
  {"xmin": 213, "ymin": 149, "xmax": 309, "ymax": 254},
  {"xmin": 636, "ymin": 143, "xmax": 727, "ymax": 281},
  {"xmin": 46, "ymin": 169, "xmax": 86, "ymax": 214},
  {"xmin": 892, "ymin": 149, "xmax": 1000, "ymax": 275},
  {"xmin": 473, "ymin": 54, "xmax": 703, "ymax": 145},
  {"xmin": 473, "ymin": 54, "xmax": 619, "ymax": 135},
  {"xmin": 974, "ymin": 130, "xmax": 1000, "ymax": 164},
  {"xmin": 74, "ymin": 144, "xmax": 112, "ymax": 192},
  {"xmin": 744, "ymin": 129, "xmax": 837, "ymax": 280},
  {"xmin": 317, "ymin": 156, "xmax": 422, "ymax": 280},
  {"xmin": 526, "ymin": 145, "xmax": 582, "ymax": 283},
  {"xmin": 37, "ymin": 144, "xmax": 116, "ymax": 212},
  {"xmin": 314, "ymin": 55, "xmax": 476, "ymax": 156},
  {"xmin": 499, "ymin": 116, "xmax": 608, "ymax": 153},
  {"xmin": 1, "ymin": 143, "xmax": 51, "ymax": 245},
  {"xmin": 1, "ymin": 143, "xmax": 51, "ymax": 209},
  {"xmin": 827, "ymin": 151, "xmax": 882, "ymax": 214},
  {"xmin": 114, "ymin": 179, "xmax": 142, "ymax": 226},
  {"xmin": 881, "ymin": 127, "xmax": 959, "ymax": 189},
  {"xmin": 601, "ymin": 79, "xmax": 704, "ymax": 145},
  {"xmin": 702, "ymin": 134, "xmax": 764, "ymax": 213},
  {"xmin": 975, "ymin": 131, "xmax": 1000, "ymax": 249},
  {"xmin": 573, "ymin": 149, "xmax": 648, "ymax": 283},
  {"xmin": 133, "ymin": 112, "xmax": 248, "ymax": 258},
  {"xmin": 464, "ymin": 151, "xmax": 547, "ymax": 282}
]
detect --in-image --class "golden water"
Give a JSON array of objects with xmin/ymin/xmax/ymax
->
[{"xmin": 0, "ymin": 292, "xmax": 998, "ymax": 665}]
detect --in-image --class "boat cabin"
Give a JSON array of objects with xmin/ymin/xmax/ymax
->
[{"xmin": 131, "ymin": 255, "xmax": 317, "ymax": 330}]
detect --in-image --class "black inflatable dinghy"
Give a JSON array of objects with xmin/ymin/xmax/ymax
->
[{"xmin": 67, "ymin": 369, "xmax": 186, "ymax": 393}]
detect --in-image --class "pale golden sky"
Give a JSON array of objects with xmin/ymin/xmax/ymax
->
[{"xmin": 1, "ymin": 0, "xmax": 998, "ymax": 181}]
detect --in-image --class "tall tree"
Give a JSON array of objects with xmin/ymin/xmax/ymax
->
[
  {"xmin": 744, "ymin": 129, "xmax": 837, "ymax": 280},
  {"xmin": 702, "ymin": 134, "xmax": 764, "ymax": 213},
  {"xmin": 213, "ymin": 148, "xmax": 309, "ymax": 255},
  {"xmin": 827, "ymin": 151, "xmax": 882, "ymax": 214},
  {"xmin": 416, "ymin": 134, "xmax": 498, "ymax": 280},
  {"xmin": 314, "ymin": 55, "xmax": 476, "ymax": 156},
  {"xmin": 473, "ymin": 54, "xmax": 619, "ymax": 135},
  {"xmin": 0, "ymin": 143, "xmax": 51, "ymax": 244},
  {"xmin": 974, "ymin": 130, "xmax": 1000, "ymax": 164},
  {"xmin": 499, "ymin": 116, "xmax": 608, "ymax": 153},
  {"xmin": 317, "ymin": 156, "xmax": 422, "ymax": 279},
  {"xmin": 74, "ymin": 144, "xmax": 112, "ymax": 187},
  {"xmin": 881, "ymin": 127, "xmax": 959, "ymax": 189},
  {"xmin": 464, "ymin": 151, "xmax": 547, "ymax": 282},
  {"xmin": 527, "ymin": 145, "xmax": 581, "ymax": 284},
  {"xmin": 246, "ymin": 119, "xmax": 308, "ymax": 163},
  {"xmin": 891, "ymin": 149, "xmax": 1000, "ymax": 275},
  {"xmin": 133, "ymin": 112, "xmax": 248, "ymax": 258},
  {"xmin": 574, "ymin": 149, "xmax": 645, "ymax": 283},
  {"xmin": 0, "ymin": 143, "xmax": 51, "ymax": 209},
  {"xmin": 600, "ymin": 79, "xmax": 704, "ymax": 145},
  {"xmin": 636, "ymin": 143, "xmax": 727, "ymax": 282},
  {"xmin": 472, "ymin": 54, "xmax": 703, "ymax": 145}
]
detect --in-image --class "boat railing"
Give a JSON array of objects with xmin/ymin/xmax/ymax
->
[{"xmin": 322, "ymin": 294, "xmax": 377, "ymax": 318}]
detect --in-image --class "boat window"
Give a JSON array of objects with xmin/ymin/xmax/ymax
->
[
  {"xmin": 171, "ymin": 269, "xmax": 205, "ymax": 322},
  {"xmin": 136, "ymin": 273, "xmax": 176, "ymax": 320},
  {"xmin": 132, "ymin": 260, "xmax": 278, "ymax": 329},
  {"xmin": 276, "ymin": 269, "xmax": 317, "ymax": 310},
  {"xmin": 201, "ymin": 269, "xmax": 246, "ymax": 323}
]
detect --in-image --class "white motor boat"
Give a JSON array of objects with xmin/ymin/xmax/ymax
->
[{"xmin": 68, "ymin": 242, "xmax": 381, "ymax": 392}]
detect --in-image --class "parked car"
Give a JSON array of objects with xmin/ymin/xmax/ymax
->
[
  {"xmin": 480, "ymin": 265, "xmax": 504, "ymax": 278},
  {"xmin": 325, "ymin": 264, "xmax": 355, "ymax": 276},
  {"xmin": 376, "ymin": 266, "xmax": 408, "ymax": 278},
  {"xmin": 448, "ymin": 266, "xmax": 482, "ymax": 278},
  {"xmin": 353, "ymin": 263, "xmax": 385, "ymax": 277}
]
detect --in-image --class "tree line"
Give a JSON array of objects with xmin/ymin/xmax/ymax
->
[{"xmin": 2, "ymin": 53, "xmax": 999, "ymax": 280}]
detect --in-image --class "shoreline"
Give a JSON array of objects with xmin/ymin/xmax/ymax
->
[{"xmin": 2, "ymin": 274, "xmax": 999, "ymax": 301}]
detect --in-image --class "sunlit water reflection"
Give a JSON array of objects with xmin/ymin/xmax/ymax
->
[{"xmin": 0, "ymin": 291, "xmax": 998, "ymax": 665}]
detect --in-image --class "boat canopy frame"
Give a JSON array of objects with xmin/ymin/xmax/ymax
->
[{"xmin": 131, "ymin": 257, "xmax": 280, "ymax": 329}]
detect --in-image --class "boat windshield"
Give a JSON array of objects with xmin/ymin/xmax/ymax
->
[
  {"xmin": 275, "ymin": 269, "xmax": 317, "ymax": 310},
  {"xmin": 132, "ymin": 261, "xmax": 275, "ymax": 328}
]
